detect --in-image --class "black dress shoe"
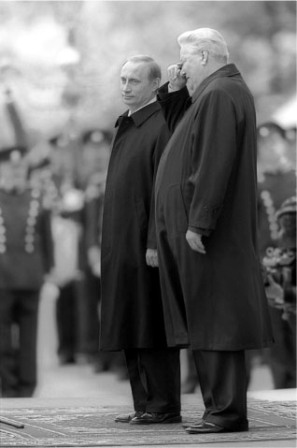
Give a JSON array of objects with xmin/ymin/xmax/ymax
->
[
  {"xmin": 130, "ymin": 411, "xmax": 182, "ymax": 424},
  {"xmin": 114, "ymin": 410, "xmax": 144, "ymax": 423},
  {"xmin": 185, "ymin": 420, "xmax": 249, "ymax": 434},
  {"xmin": 182, "ymin": 419, "xmax": 203, "ymax": 428}
]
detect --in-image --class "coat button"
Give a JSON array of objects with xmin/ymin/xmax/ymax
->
[
  {"xmin": 25, "ymin": 235, "xmax": 34, "ymax": 243},
  {"xmin": 25, "ymin": 243, "xmax": 34, "ymax": 253},
  {"xmin": 27, "ymin": 217, "xmax": 36, "ymax": 226}
]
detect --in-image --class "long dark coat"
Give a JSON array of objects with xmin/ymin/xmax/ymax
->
[
  {"xmin": 100, "ymin": 102, "xmax": 171, "ymax": 351},
  {"xmin": 155, "ymin": 64, "xmax": 274, "ymax": 351}
]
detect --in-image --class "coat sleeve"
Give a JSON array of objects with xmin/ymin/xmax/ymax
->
[
  {"xmin": 157, "ymin": 83, "xmax": 191, "ymax": 133},
  {"xmin": 147, "ymin": 121, "xmax": 171, "ymax": 249},
  {"xmin": 188, "ymin": 89, "xmax": 238, "ymax": 233}
]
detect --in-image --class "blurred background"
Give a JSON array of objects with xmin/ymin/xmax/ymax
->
[
  {"xmin": 0, "ymin": 1, "xmax": 296, "ymax": 400},
  {"xmin": 0, "ymin": 0, "xmax": 296, "ymax": 144}
]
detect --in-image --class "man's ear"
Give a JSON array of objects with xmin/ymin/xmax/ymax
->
[
  {"xmin": 152, "ymin": 77, "xmax": 161, "ymax": 92},
  {"xmin": 201, "ymin": 50, "xmax": 209, "ymax": 66}
]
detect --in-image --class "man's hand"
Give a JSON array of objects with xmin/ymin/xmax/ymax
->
[
  {"xmin": 265, "ymin": 274, "xmax": 284, "ymax": 306},
  {"xmin": 88, "ymin": 246, "xmax": 101, "ymax": 277},
  {"xmin": 146, "ymin": 249, "xmax": 159, "ymax": 267},
  {"xmin": 186, "ymin": 230, "xmax": 206, "ymax": 254},
  {"xmin": 168, "ymin": 64, "xmax": 187, "ymax": 92}
]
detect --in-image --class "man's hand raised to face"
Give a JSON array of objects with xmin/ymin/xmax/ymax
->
[{"xmin": 167, "ymin": 64, "xmax": 187, "ymax": 92}]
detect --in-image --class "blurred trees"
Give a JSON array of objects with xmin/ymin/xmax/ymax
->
[{"xmin": 0, "ymin": 0, "xmax": 296, "ymax": 142}]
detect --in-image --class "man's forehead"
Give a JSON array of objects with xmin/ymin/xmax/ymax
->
[
  {"xmin": 121, "ymin": 61, "xmax": 149, "ymax": 77},
  {"xmin": 180, "ymin": 45, "xmax": 198, "ymax": 59}
]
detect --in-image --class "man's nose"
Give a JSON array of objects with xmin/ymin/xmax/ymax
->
[{"xmin": 122, "ymin": 81, "xmax": 131, "ymax": 92}]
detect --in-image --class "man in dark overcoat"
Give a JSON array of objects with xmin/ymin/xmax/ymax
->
[
  {"xmin": 0, "ymin": 147, "xmax": 54, "ymax": 397},
  {"xmin": 100, "ymin": 55, "xmax": 181, "ymax": 424},
  {"xmin": 155, "ymin": 28, "xmax": 274, "ymax": 434}
]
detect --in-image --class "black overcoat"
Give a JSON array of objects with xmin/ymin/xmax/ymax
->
[
  {"xmin": 155, "ymin": 64, "xmax": 274, "ymax": 351},
  {"xmin": 100, "ymin": 102, "xmax": 171, "ymax": 351}
]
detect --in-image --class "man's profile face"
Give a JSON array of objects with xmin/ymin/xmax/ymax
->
[
  {"xmin": 120, "ymin": 61, "xmax": 158, "ymax": 113},
  {"xmin": 180, "ymin": 45, "xmax": 205, "ymax": 95}
]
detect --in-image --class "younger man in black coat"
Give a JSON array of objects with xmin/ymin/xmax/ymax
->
[{"xmin": 100, "ymin": 56, "xmax": 181, "ymax": 424}]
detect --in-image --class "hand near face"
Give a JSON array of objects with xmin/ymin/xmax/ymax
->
[
  {"xmin": 167, "ymin": 64, "xmax": 187, "ymax": 92},
  {"xmin": 186, "ymin": 230, "xmax": 206, "ymax": 254},
  {"xmin": 146, "ymin": 248, "xmax": 159, "ymax": 267}
]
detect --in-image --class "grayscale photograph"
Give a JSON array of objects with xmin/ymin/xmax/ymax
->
[{"xmin": 0, "ymin": 1, "xmax": 296, "ymax": 447}]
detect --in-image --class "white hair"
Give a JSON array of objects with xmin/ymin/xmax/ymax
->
[{"xmin": 178, "ymin": 28, "xmax": 229, "ymax": 63}]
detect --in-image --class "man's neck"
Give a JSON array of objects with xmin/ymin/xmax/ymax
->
[{"xmin": 128, "ymin": 97, "xmax": 156, "ymax": 116}]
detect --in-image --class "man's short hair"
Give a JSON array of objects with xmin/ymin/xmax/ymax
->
[
  {"xmin": 122, "ymin": 55, "xmax": 162, "ymax": 81},
  {"xmin": 178, "ymin": 28, "xmax": 229, "ymax": 64}
]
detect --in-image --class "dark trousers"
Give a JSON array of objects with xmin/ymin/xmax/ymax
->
[
  {"xmin": 0, "ymin": 289, "xmax": 39, "ymax": 397},
  {"xmin": 192, "ymin": 350, "xmax": 248, "ymax": 428},
  {"xmin": 268, "ymin": 307, "xmax": 296, "ymax": 389},
  {"xmin": 77, "ymin": 270, "xmax": 100, "ymax": 356},
  {"xmin": 56, "ymin": 281, "xmax": 78, "ymax": 361},
  {"xmin": 124, "ymin": 348, "xmax": 181, "ymax": 414}
]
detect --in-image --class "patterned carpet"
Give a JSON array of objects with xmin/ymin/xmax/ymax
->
[{"xmin": 0, "ymin": 400, "xmax": 296, "ymax": 447}]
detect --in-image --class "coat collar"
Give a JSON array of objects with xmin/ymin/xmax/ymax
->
[
  {"xmin": 191, "ymin": 63, "xmax": 240, "ymax": 103},
  {"xmin": 115, "ymin": 101, "xmax": 161, "ymax": 128}
]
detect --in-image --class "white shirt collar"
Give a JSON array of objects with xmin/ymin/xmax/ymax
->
[{"xmin": 128, "ymin": 97, "xmax": 156, "ymax": 116}]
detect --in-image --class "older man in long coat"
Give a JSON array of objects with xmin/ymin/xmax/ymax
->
[
  {"xmin": 155, "ymin": 28, "xmax": 274, "ymax": 434},
  {"xmin": 100, "ymin": 55, "xmax": 181, "ymax": 425}
]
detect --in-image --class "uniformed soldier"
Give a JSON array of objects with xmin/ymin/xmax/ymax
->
[
  {"xmin": 0, "ymin": 146, "xmax": 54, "ymax": 397},
  {"xmin": 80, "ymin": 129, "xmax": 118, "ymax": 372}
]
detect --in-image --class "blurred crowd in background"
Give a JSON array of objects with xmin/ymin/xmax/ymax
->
[{"xmin": 0, "ymin": 1, "xmax": 296, "ymax": 398}]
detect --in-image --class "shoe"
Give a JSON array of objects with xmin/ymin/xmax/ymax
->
[
  {"xmin": 130, "ymin": 411, "xmax": 182, "ymax": 424},
  {"xmin": 185, "ymin": 420, "xmax": 249, "ymax": 434},
  {"xmin": 182, "ymin": 419, "xmax": 203, "ymax": 428},
  {"xmin": 114, "ymin": 411, "xmax": 144, "ymax": 423}
]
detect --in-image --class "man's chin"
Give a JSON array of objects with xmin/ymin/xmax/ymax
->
[{"xmin": 122, "ymin": 97, "xmax": 134, "ymax": 104}]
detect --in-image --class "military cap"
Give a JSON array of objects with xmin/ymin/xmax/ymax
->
[
  {"xmin": 257, "ymin": 121, "xmax": 286, "ymax": 139},
  {"xmin": 285, "ymin": 126, "xmax": 296, "ymax": 142},
  {"xmin": 82, "ymin": 129, "xmax": 112, "ymax": 145},
  {"xmin": 48, "ymin": 134, "xmax": 70, "ymax": 148},
  {"xmin": 0, "ymin": 146, "xmax": 27, "ymax": 163},
  {"xmin": 28, "ymin": 157, "xmax": 51, "ymax": 173},
  {"xmin": 276, "ymin": 196, "xmax": 297, "ymax": 219}
]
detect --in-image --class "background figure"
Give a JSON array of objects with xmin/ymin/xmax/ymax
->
[
  {"xmin": 263, "ymin": 196, "xmax": 296, "ymax": 331},
  {"xmin": 155, "ymin": 28, "xmax": 273, "ymax": 434},
  {"xmin": 100, "ymin": 55, "xmax": 181, "ymax": 425},
  {"xmin": 79, "ymin": 129, "xmax": 117, "ymax": 372},
  {"xmin": 257, "ymin": 122, "xmax": 296, "ymax": 389},
  {"xmin": 181, "ymin": 349, "xmax": 199, "ymax": 394},
  {"xmin": 52, "ymin": 179, "xmax": 84, "ymax": 364},
  {"xmin": 48, "ymin": 133, "xmax": 85, "ymax": 365},
  {"xmin": 0, "ymin": 147, "xmax": 54, "ymax": 397}
]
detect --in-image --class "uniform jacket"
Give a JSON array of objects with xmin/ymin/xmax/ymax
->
[
  {"xmin": 155, "ymin": 64, "xmax": 274, "ymax": 351},
  {"xmin": 257, "ymin": 170, "xmax": 296, "ymax": 257},
  {"xmin": 0, "ymin": 187, "xmax": 54, "ymax": 290},
  {"xmin": 100, "ymin": 102, "xmax": 171, "ymax": 350}
]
